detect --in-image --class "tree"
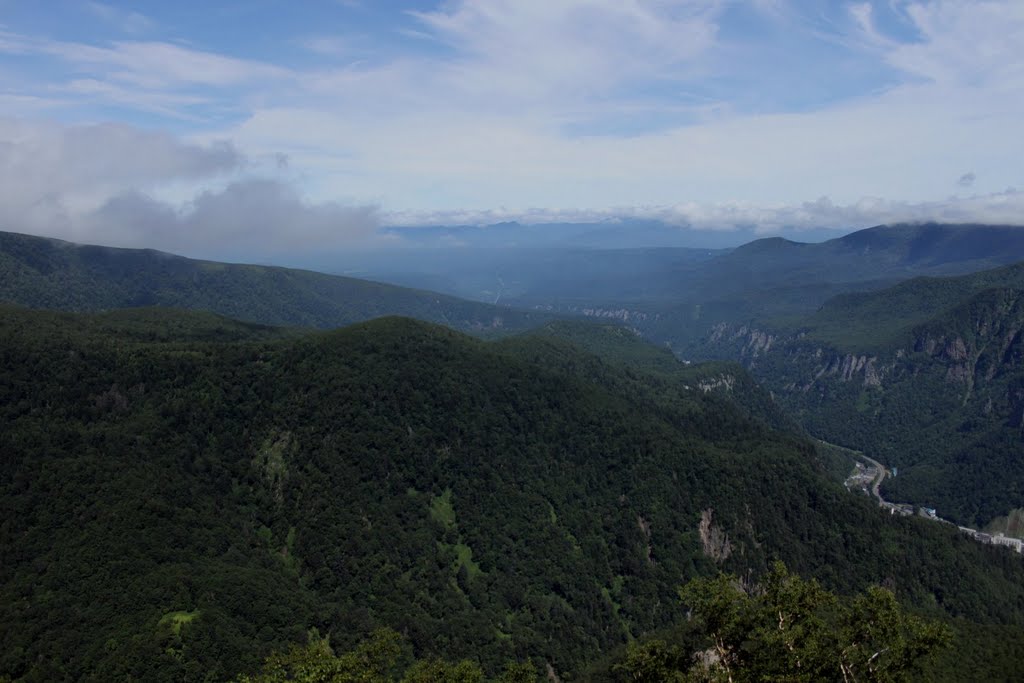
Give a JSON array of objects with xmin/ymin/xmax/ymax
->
[
  {"xmin": 400, "ymin": 658, "xmax": 484, "ymax": 683},
  {"xmin": 621, "ymin": 562, "xmax": 950, "ymax": 682},
  {"xmin": 236, "ymin": 628, "xmax": 402, "ymax": 683},
  {"xmin": 237, "ymin": 629, "xmax": 539, "ymax": 683}
]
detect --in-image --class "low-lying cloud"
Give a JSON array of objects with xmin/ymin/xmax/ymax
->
[
  {"xmin": 0, "ymin": 119, "xmax": 241, "ymax": 195},
  {"xmin": 0, "ymin": 118, "xmax": 380, "ymax": 259},
  {"xmin": 387, "ymin": 190, "xmax": 1024, "ymax": 235},
  {"xmin": 86, "ymin": 180, "xmax": 380, "ymax": 258}
]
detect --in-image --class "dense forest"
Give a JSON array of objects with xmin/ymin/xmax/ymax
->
[
  {"xmin": 3, "ymin": 306, "xmax": 1024, "ymax": 681},
  {"xmin": 700, "ymin": 262, "xmax": 1024, "ymax": 529},
  {"xmin": 0, "ymin": 230, "xmax": 548, "ymax": 334}
]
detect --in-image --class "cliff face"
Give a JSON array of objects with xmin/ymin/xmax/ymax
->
[
  {"xmin": 914, "ymin": 289, "xmax": 1024, "ymax": 386},
  {"xmin": 711, "ymin": 288, "xmax": 1024, "ymax": 394},
  {"xmin": 699, "ymin": 288, "xmax": 1024, "ymax": 528},
  {"xmin": 708, "ymin": 323, "xmax": 889, "ymax": 390},
  {"xmin": 709, "ymin": 324, "xmax": 777, "ymax": 357}
]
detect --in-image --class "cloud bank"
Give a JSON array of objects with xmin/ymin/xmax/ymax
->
[
  {"xmin": 386, "ymin": 190, "xmax": 1024, "ymax": 235},
  {"xmin": 0, "ymin": 119, "xmax": 380, "ymax": 258},
  {"xmin": 86, "ymin": 180, "xmax": 380, "ymax": 258},
  {"xmin": 0, "ymin": 1, "xmax": 1022, "ymax": 255}
]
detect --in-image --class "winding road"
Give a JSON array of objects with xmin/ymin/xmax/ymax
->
[{"xmin": 858, "ymin": 453, "xmax": 889, "ymax": 504}]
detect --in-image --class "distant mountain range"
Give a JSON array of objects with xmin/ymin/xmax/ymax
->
[
  {"xmin": 321, "ymin": 224, "xmax": 1024, "ymax": 337},
  {"xmin": 609, "ymin": 223, "xmax": 1024, "ymax": 356},
  {"xmin": 380, "ymin": 219, "xmax": 850, "ymax": 250},
  {"xmin": 0, "ymin": 230, "xmax": 550, "ymax": 335},
  {"xmin": 5, "ymin": 223, "xmax": 1024, "ymax": 680}
]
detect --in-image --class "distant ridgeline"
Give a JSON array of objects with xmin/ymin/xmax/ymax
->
[
  {"xmin": 0, "ymin": 230, "xmax": 550, "ymax": 334},
  {"xmin": 2, "ymin": 306, "xmax": 1024, "ymax": 681},
  {"xmin": 624, "ymin": 223, "xmax": 1024, "ymax": 356}
]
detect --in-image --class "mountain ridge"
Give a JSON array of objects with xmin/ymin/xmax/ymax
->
[
  {"xmin": 4, "ymin": 305, "xmax": 1024, "ymax": 681},
  {"xmin": 0, "ymin": 229, "xmax": 550, "ymax": 334}
]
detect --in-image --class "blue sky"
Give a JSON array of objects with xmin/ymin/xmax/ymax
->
[{"xmin": 1, "ymin": 1, "xmax": 1023, "ymax": 256}]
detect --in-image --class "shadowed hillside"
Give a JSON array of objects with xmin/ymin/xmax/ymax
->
[
  {"xmin": 2, "ymin": 306, "xmax": 1024, "ymax": 681},
  {"xmin": 0, "ymin": 230, "xmax": 549, "ymax": 334}
]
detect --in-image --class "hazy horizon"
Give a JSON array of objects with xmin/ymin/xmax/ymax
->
[{"xmin": 2, "ymin": 1, "xmax": 1022, "ymax": 262}]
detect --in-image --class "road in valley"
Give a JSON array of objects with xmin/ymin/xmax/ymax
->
[{"xmin": 825, "ymin": 438, "xmax": 1024, "ymax": 554}]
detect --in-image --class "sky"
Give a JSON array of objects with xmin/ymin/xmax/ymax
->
[{"xmin": 1, "ymin": 0, "xmax": 1023, "ymax": 258}]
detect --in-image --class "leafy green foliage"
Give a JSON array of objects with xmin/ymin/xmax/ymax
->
[
  {"xmin": 727, "ymin": 273, "xmax": 1024, "ymax": 527},
  {"xmin": 2, "ymin": 306, "xmax": 1024, "ymax": 681},
  {"xmin": 621, "ymin": 563, "xmax": 950, "ymax": 682},
  {"xmin": 238, "ymin": 629, "xmax": 539, "ymax": 683},
  {"xmin": 237, "ymin": 629, "xmax": 404, "ymax": 683},
  {"xmin": 778, "ymin": 262, "xmax": 1024, "ymax": 354}
]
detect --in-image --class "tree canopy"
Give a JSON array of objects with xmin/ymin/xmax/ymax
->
[{"xmin": 621, "ymin": 562, "xmax": 951, "ymax": 682}]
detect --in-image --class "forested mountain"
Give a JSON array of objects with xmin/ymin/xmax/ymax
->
[
  {"xmin": 327, "ymin": 224, "xmax": 1024, "ymax": 350},
  {"xmin": 3, "ymin": 306, "xmax": 1024, "ymax": 681},
  {"xmin": 322, "ymin": 246, "xmax": 723, "ymax": 307},
  {"xmin": 0, "ymin": 230, "xmax": 548, "ymax": 334},
  {"xmin": 636, "ymin": 223, "xmax": 1024, "ymax": 356},
  {"xmin": 700, "ymin": 262, "xmax": 1024, "ymax": 530},
  {"xmin": 686, "ymin": 223, "xmax": 1024, "ymax": 297},
  {"xmin": 6, "ymin": 224, "xmax": 1021, "ymax": 349}
]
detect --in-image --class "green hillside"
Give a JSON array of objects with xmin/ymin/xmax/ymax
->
[
  {"xmin": 3, "ymin": 306, "xmax": 1024, "ymax": 681},
  {"xmin": 0, "ymin": 230, "xmax": 549, "ymax": 334},
  {"xmin": 712, "ymin": 262, "xmax": 1024, "ymax": 528},
  {"xmin": 610, "ymin": 223, "xmax": 1024, "ymax": 357},
  {"xmin": 780, "ymin": 261, "xmax": 1024, "ymax": 353}
]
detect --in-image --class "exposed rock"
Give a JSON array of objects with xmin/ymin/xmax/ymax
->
[
  {"xmin": 698, "ymin": 375, "xmax": 736, "ymax": 393},
  {"xmin": 946, "ymin": 364, "xmax": 972, "ymax": 383},
  {"xmin": 698, "ymin": 508, "xmax": 732, "ymax": 563},
  {"xmin": 863, "ymin": 358, "xmax": 883, "ymax": 387},
  {"xmin": 946, "ymin": 337, "xmax": 969, "ymax": 361},
  {"xmin": 254, "ymin": 431, "xmax": 293, "ymax": 505},
  {"xmin": 708, "ymin": 323, "xmax": 776, "ymax": 357},
  {"xmin": 578, "ymin": 307, "xmax": 652, "ymax": 322},
  {"xmin": 637, "ymin": 514, "xmax": 655, "ymax": 565}
]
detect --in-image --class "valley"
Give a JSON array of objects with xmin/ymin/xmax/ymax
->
[
  {"xmin": 842, "ymin": 447, "xmax": 1024, "ymax": 554},
  {"xmin": 5, "ymin": 4, "xmax": 1024, "ymax": 679},
  {"xmin": 4, "ymin": 224, "xmax": 1024, "ymax": 681}
]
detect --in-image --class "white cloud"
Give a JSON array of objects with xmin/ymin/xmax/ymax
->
[
  {"xmin": 883, "ymin": 1, "xmax": 1024, "ymax": 88},
  {"xmin": 61, "ymin": 79, "xmax": 209, "ymax": 120},
  {"xmin": 385, "ymin": 189, "xmax": 1024, "ymax": 234},
  {"xmin": 198, "ymin": 0, "xmax": 1023, "ymax": 219},
  {"xmin": 2, "ymin": 1, "xmax": 1024, "ymax": 246},
  {"xmin": 299, "ymin": 36, "xmax": 353, "ymax": 58},
  {"xmin": 408, "ymin": 0, "xmax": 720, "ymax": 104},
  {"xmin": 0, "ymin": 118, "xmax": 379, "ymax": 257},
  {"xmin": 0, "ymin": 118, "xmax": 241, "ymax": 201},
  {"xmin": 85, "ymin": 1, "xmax": 155, "ymax": 34},
  {"xmin": 86, "ymin": 180, "xmax": 381, "ymax": 256},
  {"xmin": 0, "ymin": 30, "xmax": 290, "ymax": 90}
]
